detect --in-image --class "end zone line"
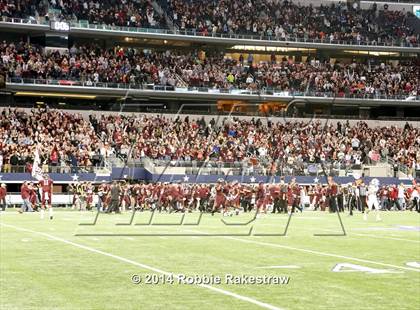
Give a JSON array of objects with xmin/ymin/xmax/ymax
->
[
  {"xmin": 0, "ymin": 223, "xmax": 283, "ymax": 310},
  {"xmin": 181, "ymin": 229, "xmax": 420, "ymax": 273}
]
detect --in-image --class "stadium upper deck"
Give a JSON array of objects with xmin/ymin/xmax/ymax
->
[
  {"xmin": 2, "ymin": 41, "xmax": 417, "ymax": 97},
  {"xmin": 0, "ymin": 1, "xmax": 419, "ymax": 117},
  {"xmin": 0, "ymin": 0, "xmax": 419, "ymax": 52}
]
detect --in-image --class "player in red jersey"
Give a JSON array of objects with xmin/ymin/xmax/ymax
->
[
  {"xmin": 224, "ymin": 181, "xmax": 240, "ymax": 216},
  {"xmin": 212, "ymin": 179, "xmax": 226, "ymax": 215},
  {"xmin": 289, "ymin": 178, "xmax": 302, "ymax": 213},
  {"xmin": 85, "ymin": 182, "xmax": 94, "ymax": 210},
  {"xmin": 198, "ymin": 184, "xmax": 210, "ymax": 212},
  {"xmin": 39, "ymin": 174, "xmax": 54, "ymax": 219},
  {"xmin": 256, "ymin": 182, "xmax": 267, "ymax": 217},
  {"xmin": 0, "ymin": 183, "xmax": 7, "ymax": 212},
  {"xmin": 230, "ymin": 182, "xmax": 241, "ymax": 215}
]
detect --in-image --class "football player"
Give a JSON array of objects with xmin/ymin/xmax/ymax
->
[
  {"xmin": 39, "ymin": 174, "xmax": 54, "ymax": 219},
  {"xmin": 364, "ymin": 179, "xmax": 381, "ymax": 221}
]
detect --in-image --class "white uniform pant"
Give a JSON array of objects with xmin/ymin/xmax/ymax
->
[{"xmin": 367, "ymin": 195, "xmax": 379, "ymax": 211}]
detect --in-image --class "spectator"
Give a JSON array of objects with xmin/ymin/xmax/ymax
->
[{"xmin": 1, "ymin": 40, "xmax": 418, "ymax": 97}]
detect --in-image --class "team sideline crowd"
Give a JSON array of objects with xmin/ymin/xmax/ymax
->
[{"xmin": 2, "ymin": 175, "xmax": 419, "ymax": 221}]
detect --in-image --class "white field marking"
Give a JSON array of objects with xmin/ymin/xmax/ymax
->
[
  {"xmin": 125, "ymin": 237, "xmax": 135, "ymax": 241},
  {"xmin": 181, "ymin": 229, "xmax": 420, "ymax": 273},
  {"xmin": 351, "ymin": 227, "xmax": 396, "ymax": 231},
  {"xmin": 21, "ymin": 238, "xmax": 31, "ymax": 242},
  {"xmin": 0, "ymin": 223, "xmax": 283, "ymax": 310},
  {"xmin": 332, "ymin": 263, "xmax": 402, "ymax": 274},
  {"xmin": 320, "ymin": 228, "xmax": 420, "ymax": 244},
  {"xmin": 256, "ymin": 265, "xmax": 301, "ymax": 269},
  {"xmin": 398, "ymin": 226, "xmax": 420, "ymax": 231},
  {"xmin": 90, "ymin": 237, "xmax": 100, "ymax": 241},
  {"xmin": 224, "ymin": 236, "xmax": 420, "ymax": 273},
  {"xmin": 406, "ymin": 262, "xmax": 420, "ymax": 268}
]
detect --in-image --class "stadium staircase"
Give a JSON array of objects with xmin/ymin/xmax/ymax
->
[
  {"xmin": 152, "ymin": 0, "xmax": 178, "ymax": 31},
  {"xmin": 174, "ymin": 73, "xmax": 188, "ymax": 88}
]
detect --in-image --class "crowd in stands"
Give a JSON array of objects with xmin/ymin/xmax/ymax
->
[
  {"xmin": 0, "ymin": 0, "xmax": 46, "ymax": 19},
  {"xmin": 1, "ymin": 1, "xmax": 418, "ymax": 47},
  {"xmin": 0, "ymin": 108, "xmax": 110, "ymax": 173},
  {"xmin": 1, "ymin": 41, "xmax": 418, "ymax": 97},
  {"xmin": 0, "ymin": 108, "xmax": 419, "ymax": 176},
  {"xmin": 1, "ymin": 41, "xmax": 179, "ymax": 86},
  {"xmin": 0, "ymin": 0, "xmax": 165, "ymax": 28},
  {"xmin": 163, "ymin": 0, "xmax": 418, "ymax": 46},
  {"xmin": 90, "ymin": 113, "xmax": 420, "ymax": 174}
]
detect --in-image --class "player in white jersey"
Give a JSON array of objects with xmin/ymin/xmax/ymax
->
[{"xmin": 364, "ymin": 179, "xmax": 381, "ymax": 221}]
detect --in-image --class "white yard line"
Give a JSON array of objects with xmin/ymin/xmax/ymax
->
[
  {"xmin": 256, "ymin": 266, "xmax": 301, "ymax": 269},
  {"xmin": 0, "ymin": 223, "xmax": 283, "ymax": 310},
  {"xmin": 344, "ymin": 231, "xmax": 419, "ymax": 243},
  {"xmin": 319, "ymin": 228, "xmax": 420, "ymax": 243},
  {"xmin": 224, "ymin": 236, "xmax": 420, "ymax": 273},
  {"xmin": 181, "ymin": 229, "xmax": 420, "ymax": 273}
]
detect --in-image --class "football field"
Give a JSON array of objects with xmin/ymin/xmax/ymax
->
[{"xmin": 1, "ymin": 210, "xmax": 419, "ymax": 310}]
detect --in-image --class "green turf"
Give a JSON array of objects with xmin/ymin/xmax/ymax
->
[{"xmin": 1, "ymin": 210, "xmax": 419, "ymax": 310}]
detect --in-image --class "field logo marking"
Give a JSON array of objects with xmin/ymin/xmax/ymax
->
[
  {"xmin": 332, "ymin": 263, "xmax": 402, "ymax": 274},
  {"xmin": 406, "ymin": 262, "xmax": 420, "ymax": 268}
]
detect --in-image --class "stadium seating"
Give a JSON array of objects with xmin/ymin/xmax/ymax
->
[
  {"xmin": 1, "ymin": 1, "xmax": 418, "ymax": 47},
  {"xmin": 0, "ymin": 108, "xmax": 106, "ymax": 174},
  {"xmin": 1, "ymin": 109, "xmax": 418, "ymax": 176},
  {"xmin": 1, "ymin": 41, "xmax": 417, "ymax": 98},
  {"xmin": 0, "ymin": 0, "xmax": 166, "ymax": 28}
]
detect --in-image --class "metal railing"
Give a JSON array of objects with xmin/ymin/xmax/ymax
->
[
  {"xmin": 125, "ymin": 158, "xmax": 367, "ymax": 177},
  {"xmin": 387, "ymin": 157, "xmax": 414, "ymax": 177},
  {"xmin": 0, "ymin": 165, "xmax": 100, "ymax": 174},
  {"xmin": 70, "ymin": 21, "xmax": 420, "ymax": 48},
  {"xmin": 361, "ymin": 0, "xmax": 417, "ymax": 2},
  {"xmin": 1, "ymin": 16, "xmax": 418, "ymax": 48},
  {"xmin": 7, "ymin": 77, "xmax": 419, "ymax": 101}
]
